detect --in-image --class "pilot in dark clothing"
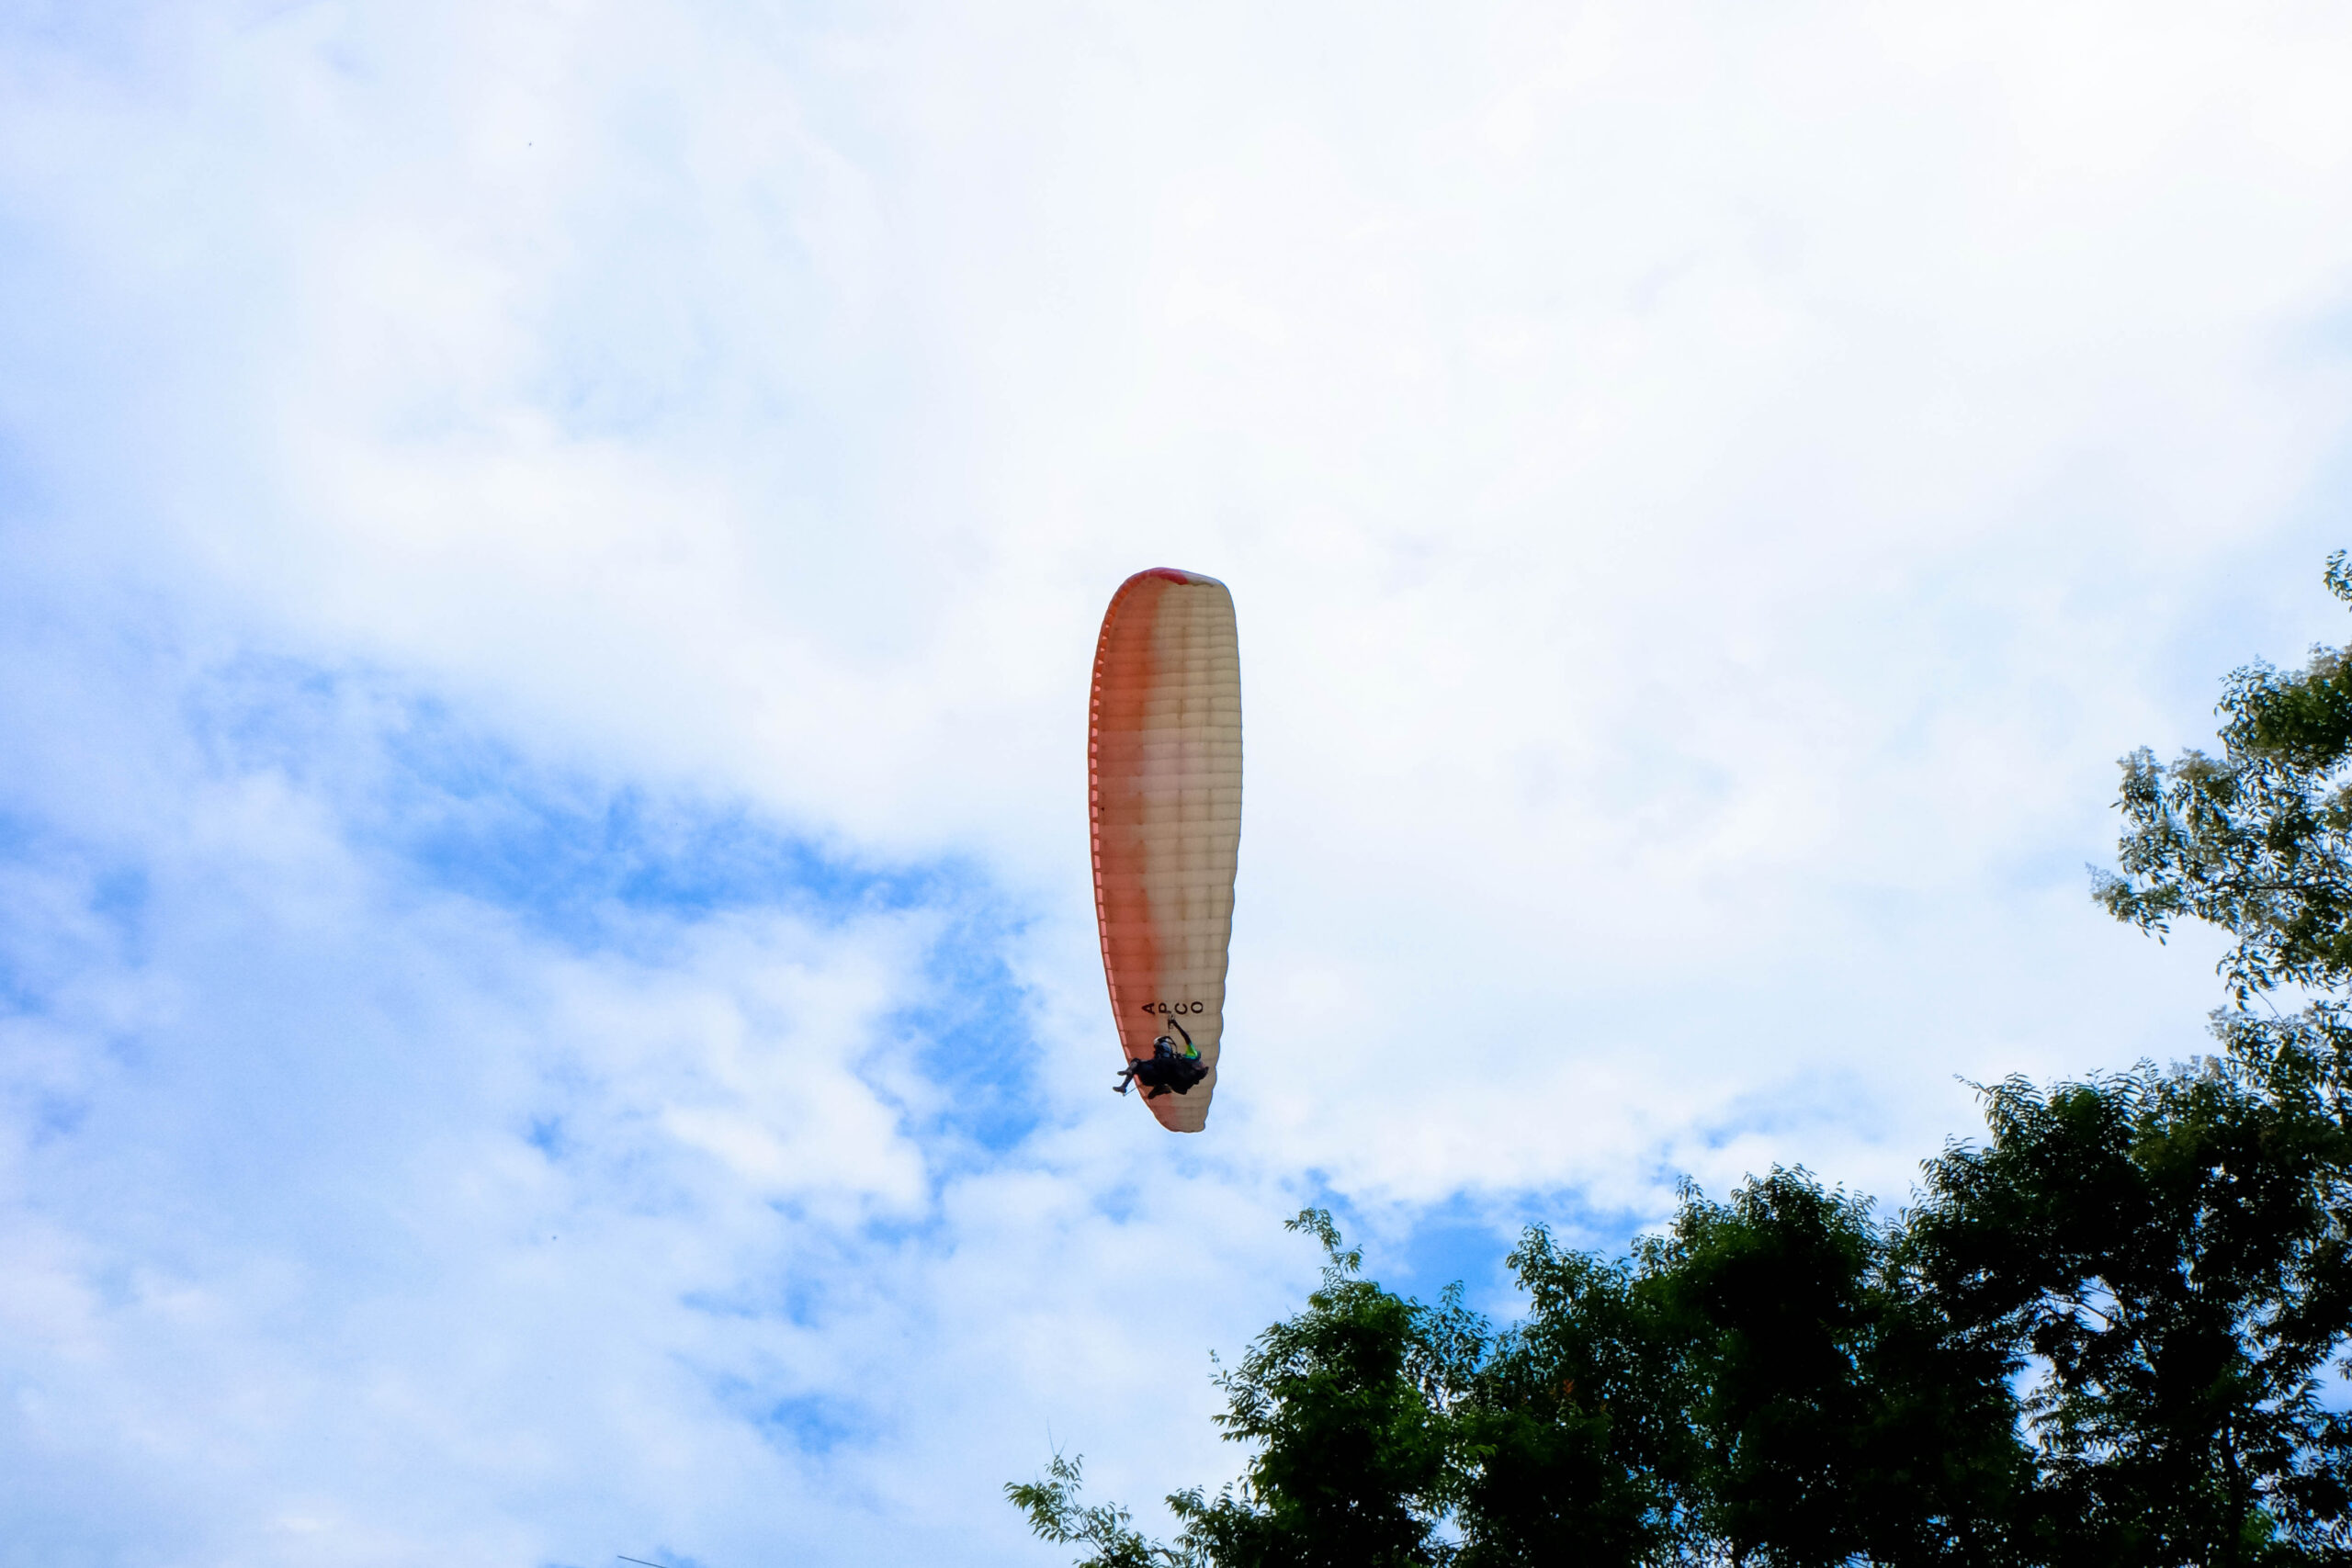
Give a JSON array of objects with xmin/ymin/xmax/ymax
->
[{"xmin": 1114, "ymin": 1020, "xmax": 1210, "ymax": 1100}]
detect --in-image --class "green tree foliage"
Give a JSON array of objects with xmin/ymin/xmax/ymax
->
[
  {"xmin": 1159, "ymin": 1210, "xmax": 1476, "ymax": 1568},
  {"xmin": 2098, "ymin": 550, "xmax": 2352, "ymax": 1003},
  {"xmin": 1019, "ymin": 1079, "xmax": 2352, "ymax": 1565},
  {"xmin": 1009, "ymin": 1451, "xmax": 1207, "ymax": 1568},
  {"xmin": 1015, "ymin": 558, "xmax": 2352, "ymax": 1565},
  {"xmin": 1910, "ymin": 1065, "xmax": 2352, "ymax": 1563},
  {"xmin": 1452, "ymin": 1172, "xmax": 2033, "ymax": 1566},
  {"xmin": 1448, "ymin": 1227, "xmax": 1692, "ymax": 1565}
]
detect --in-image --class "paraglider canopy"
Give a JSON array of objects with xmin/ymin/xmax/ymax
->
[{"xmin": 1088, "ymin": 569, "xmax": 1242, "ymax": 1134}]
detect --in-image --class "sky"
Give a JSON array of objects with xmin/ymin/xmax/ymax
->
[{"xmin": 5, "ymin": 2, "xmax": 2352, "ymax": 1563}]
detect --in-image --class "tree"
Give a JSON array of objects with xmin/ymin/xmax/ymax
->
[
  {"xmin": 1448, "ymin": 1225, "xmax": 1692, "ymax": 1565},
  {"xmin": 2098, "ymin": 550, "xmax": 2352, "ymax": 1005},
  {"xmin": 1015, "ymin": 1176, "xmax": 2037, "ymax": 1568},
  {"xmin": 1170, "ymin": 1210, "xmax": 1476, "ymax": 1568},
  {"xmin": 1009, "ymin": 1452, "xmax": 1207, "ymax": 1568},
  {"xmin": 1664, "ymin": 1172, "xmax": 2032, "ymax": 1567},
  {"xmin": 1907, "ymin": 1064, "xmax": 2352, "ymax": 1564},
  {"xmin": 1012, "ymin": 1211, "xmax": 1475, "ymax": 1568},
  {"xmin": 1019, "ymin": 1089, "xmax": 2352, "ymax": 1566}
]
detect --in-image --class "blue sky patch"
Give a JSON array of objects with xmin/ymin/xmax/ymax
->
[{"xmin": 184, "ymin": 656, "xmax": 978, "ymax": 956}]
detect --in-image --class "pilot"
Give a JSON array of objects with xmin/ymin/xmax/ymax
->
[{"xmin": 1114, "ymin": 1017, "xmax": 1210, "ymax": 1100}]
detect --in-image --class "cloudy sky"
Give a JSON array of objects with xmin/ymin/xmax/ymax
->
[{"xmin": 6, "ymin": 2, "xmax": 2352, "ymax": 1563}]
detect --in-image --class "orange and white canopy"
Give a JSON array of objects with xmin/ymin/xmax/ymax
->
[{"xmin": 1088, "ymin": 569, "xmax": 1243, "ymax": 1133}]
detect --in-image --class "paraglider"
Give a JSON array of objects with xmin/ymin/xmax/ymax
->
[{"xmin": 1088, "ymin": 569, "xmax": 1242, "ymax": 1133}]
